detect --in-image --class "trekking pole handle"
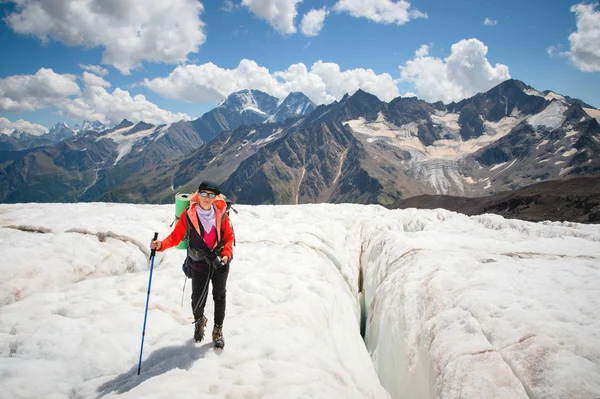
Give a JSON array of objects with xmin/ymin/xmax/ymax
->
[{"xmin": 150, "ymin": 232, "xmax": 158, "ymax": 259}]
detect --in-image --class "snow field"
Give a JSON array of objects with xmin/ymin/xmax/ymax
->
[{"xmin": 1, "ymin": 203, "xmax": 599, "ymax": 398}]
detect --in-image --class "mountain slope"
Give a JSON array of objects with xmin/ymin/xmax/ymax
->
[
  {"xmin": 3, "ymin": 81, "xmax": 600, "ymax": 205},
  {"xmin": 391, "ymin": 176, "xmax": 600, "ymax": 224},
  {"xmin": 104, "ymin": 80, "xmax": 600, "ymax": 207},
  {"xmin": 1, "ymin": 90, "xmax": 311, "ymax": 203}
]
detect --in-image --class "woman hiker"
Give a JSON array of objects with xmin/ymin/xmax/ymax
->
[{"xmin": 150, "ymin": 181, "xmax": 234, "ymax": 349}]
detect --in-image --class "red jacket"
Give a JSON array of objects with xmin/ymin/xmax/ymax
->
[{"xmin": 159, "ymin": 192, "xmax": 234, "ymax": 258}]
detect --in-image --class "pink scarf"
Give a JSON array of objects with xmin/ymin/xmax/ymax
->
[{"xmin": 196, "ymin": 204, "xmax": 217, "ymax": 248}]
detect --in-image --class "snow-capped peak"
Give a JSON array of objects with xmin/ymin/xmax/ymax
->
[
  {"xmin": 76, "ymin": 119, "xmax": 108, "ymax": 133},
  {"xmin": 216, "ymin": 89, "xmax": 280, "ymax": 117},
  {"xmin": 48, "ymin": 122, "xmax": 76, "ymax": 141},
  {"xmin": 220, "ymin": 89, "xmax": 259, "ymax": 113},
  {"xmin": 265, "ymin": 92, "xmax": 317, "ymax": 123}
]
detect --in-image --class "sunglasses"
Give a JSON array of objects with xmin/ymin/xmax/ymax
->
[{"xmin": 200, "ymin": 191, "xmax": 217, "ymax": 199}]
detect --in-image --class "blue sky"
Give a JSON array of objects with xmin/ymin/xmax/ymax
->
[{"xmin": 1, "ymin": 0, "xmax": 599, "ymax": 134}]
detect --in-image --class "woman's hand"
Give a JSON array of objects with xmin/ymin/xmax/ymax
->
[
  {"xmin": 150, "ymin": 240, "xmax": 162, "ymax": 251},
  {"xmin": 221, "ymin": 256, "xmax": 228, "ymax": 263}
]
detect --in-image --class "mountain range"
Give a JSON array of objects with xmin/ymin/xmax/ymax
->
[{"xmin": 1, "ymin": 80, "xmax": 599, "ymax": 212}]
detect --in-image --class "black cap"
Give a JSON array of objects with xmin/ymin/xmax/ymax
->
[{"xmin": 198, "ymin": 181, "xmax": 221, "ymax": 194}]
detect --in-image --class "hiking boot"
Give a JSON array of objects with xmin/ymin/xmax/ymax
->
[
  {"xmin": 194, "ymin": 316, "xmax": 208, "ymax": 342},
  {"xmin": 212, "ymin": 324, "xmax": 224, "ymax": 349}
]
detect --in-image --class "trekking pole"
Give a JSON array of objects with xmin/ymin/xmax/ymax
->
[
  {"xmin": 181, "ymin": 276, "xmax": 187, "ymax": 307},
  {"xmin": 137, "ymin": 232, "xmax": 158, "ymax": 375}
]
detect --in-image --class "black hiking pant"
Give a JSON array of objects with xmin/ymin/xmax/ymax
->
[{"xmin": 190, "ymin": 262, "xmax": 230, "ymax": 325}]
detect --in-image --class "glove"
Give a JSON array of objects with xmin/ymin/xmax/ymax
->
[
  {"xmin": 214, "ymin": 256, "xmax": 228, "ymax": 274},
  {"xmin": 182, "ymin": 262, "xmax": 192, "ymax": 278}
]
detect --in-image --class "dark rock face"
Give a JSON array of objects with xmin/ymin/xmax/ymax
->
[
  {"xmin": 385, "ymin": 97, "xmax": 435, "ymax": 126},
  {"xmin": 391, "ymin": 176, "xmax": 600, "ymax": 224},
  {"xmin": 222, "ymin": 121, "xmax": 356, "ymax": 205},
  {"xmin": 449, "ymin": 79, "xmax": 548, "ymax": 122},
  {"xmin": 458, "ymin": 107, "xmax": 485, "ymax": 140},
  {"xmin": 126, "ymin": 122, "xmax": 155, "ymax": 135},
  {"xmin": 474, "ymin": 122, "xmax": 537, "ymax": 166}
]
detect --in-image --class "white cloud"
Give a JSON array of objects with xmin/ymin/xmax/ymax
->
[
  {"xmin": 547, "ymin": 45, "xmax": 570, "ymax": 58},
  {"xmin": 0, "ymin": 117, "xmax": 49, "ymax": 136},
  {"xmin": 0, "ymin": 68, "xmax": 190, "ymax": 126},
  {"xmin": 241, "ymin": 0, "xmax": 303, "ymax": 34},
  {"xmin": 4, "ymin": 0, "xmax": 206, "ymax": 75},
  {"xmin": 143, "ymin": 59, "xmax": 401, "ymax": 105},
  {"xmin": 301, "ymin": 7, "xmax": 329, "ymax": 36},
  {"xmin": 79, "ymin": 64, "xmax": 109, "ymax": 77},
  {"xmin": 307, "ymin": 61, "xmax": 400, "ymax": 102},
  {"xmin": 142, "ymin": 60, "xmax": 287, "ymax": 103},
  {"xmin": 333, "ymin": 0, "xmax": 427, "ymax": 25},
  {"xmin": 568, "ymin": 3, "xmax": 600, "ymax": 72},
  {"xmin": 483, "ymin": 18, "xmax": 497, "ymax": 26},
  {"xmin": 61, "ymin": 74, "xmax": 190, "ymax": 126},
  {"xmin": 222, "ymin": 0, "xmax": 237, "ymax": 12},
  {"xmin": 274, "ymin": 62, "xmax": 335, "ymax": 103},
  {"xmin": 399, "ymin": 38, "xmax": 511, "ymax": 103},
  {"xmin": 0, "ymin": 68, "xmax": 80, "ymax": 113},
  {"xmin": 81, "ymin": 72, "xmax": 111, "ymax": 89},
  {"xmin": 415, "ymin": 44, "xmax": 429, "ymax": 57}
]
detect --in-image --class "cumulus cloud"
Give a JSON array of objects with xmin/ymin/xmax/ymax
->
[
  {"xmin": 142, "ymin": 60, "xmax": 287, "ymax": 103},
  {"xmin": 399, "ymin": 38, "xmax": 511, "ymax": 103},
  {"xmin": 567, "ymin": 3, "xmax": 600, "ymax": 72},
  {"xmin": 61, "ymin": 74, "xmax": 190, "ymax": 126},
  {"xmin": 306, "ymin": 61, "xmax": 400, "ymax": 102},
  {"xmin": 333, "ymin": 0, "xmax": 427, "ymax": 25},
  {"xmin": 301, "ymin": 7, "xmax": 329, "ymax": 36},
  {"xmin": 415, "ymin": 44, "xmax": 429, "ymax": 57},
  {"xmin": 81, "ymin": 72, "xmax": 111, "ymax": 89},
  {"xmin": 0, "ymin": 68, "xmax": 80, "ymax": 113},
  {"xmin": 143, "ymin": 59, "xmax": 401, "ymax": 105},
  {"xmin": 483, "ymin": 18, "xmax": 497, "ymax": 26},
  {"xmin": 0, "ymin": 117, "xmax": 49, "ymax": 136},
  {"xmin": 4, "ymin": 0, "xmax": 206, "ymax": 74},
  {"xmin": 79, "ymin": 64, "xmax": 109, "ymax": 77},
  {"xmin": 241, "ymin": 0, "xmax": 303, "ymax": 34}
]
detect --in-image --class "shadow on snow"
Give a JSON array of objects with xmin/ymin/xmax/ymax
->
[{"xmin": 96, "ymin": 340, "xmax": 212, "ymax": 398}]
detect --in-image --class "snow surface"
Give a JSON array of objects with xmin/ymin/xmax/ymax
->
[
  {"xmin": 544, "ymin": 92, "xmax": 566, "ymax": 102},
  {"xmin": 522, "ymin": 89, "xmax": 566, "ymax": 103},
  {"xmin": 523, "ymin": 88, "xmax": 543, "ymax": 98},
  {"xmin": 490, "ymin": 162, "xmax": 507, "ymax": 172},
  {"xmin": 252, "ymin": 128, "xmax": 283, "ymax": 146},
  {"xmin": 565, "ymin": 129, "xmax": 578, "ymax": 138},
  {"xmin": 94, "ymin": 125, "xmax": 158, "ymax": 165},
  {"xmin": 243, "ymin": 106, "xmax": 267, "ymax": 116},
  {"xmin": 559, "ymin": 166, "xmax": 574, "ymax": 176},
  {"xmin": 227, "ymin": 91, "xmax": 266, "ymax": 116},
  {"xmin": 527, "ymin": 102, "xmax": 568, "ymax": 130},
  {"xmin": 430, "ymin": 112, "xmax": 460, "ymax": 132},
  {"xmin": 562, "ymin": 148, "xmax": 578, "ymax": 157},
  {"xmin": 346, "ymin": 114, "xmax": 520, "ymax": 161},
  {"xmin": 111, "ymin": 128, "xmax": 156, "ymax": 165},
  {"xmin": 1, "ymin": 203, "xmax": 600, "ymax": 399},
  {"xmin": 536, "ymin": 139, "xmax": 549, "ymax": 150},
  {"xmin": 583, "ymin": 107, "xmax": 600, "ymax": 122}
]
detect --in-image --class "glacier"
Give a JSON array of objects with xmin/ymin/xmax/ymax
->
[{"xmin": 0, "ymin": 203, "xmax": 599, "ymax": 398}]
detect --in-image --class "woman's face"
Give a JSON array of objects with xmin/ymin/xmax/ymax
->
[{"xmin": 199, "ymin": 190, "xmax": 217, "ymax": 210}]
